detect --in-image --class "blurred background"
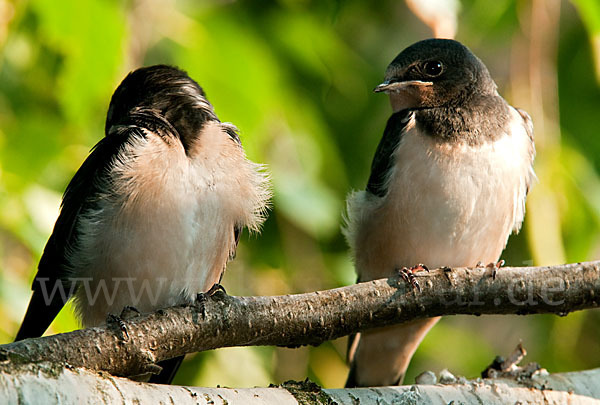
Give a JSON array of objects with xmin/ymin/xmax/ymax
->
[{"xmin": 1, "ymin": 0, "xmax": 599, "ymax": 388}]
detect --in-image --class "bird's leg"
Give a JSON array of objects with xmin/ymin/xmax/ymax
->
[
  {"xmin": 195, "ymin": 283, "xmax": 227, "ymax": 318},
  {"xmin": 396, "ymin": 264, "xmax": 429, "ymax": 292},
  {"xmin": 485, "ymin": 260, "xmax": 505, "ymax": 280}
]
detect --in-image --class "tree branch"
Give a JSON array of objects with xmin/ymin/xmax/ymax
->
[
  {"xmin": 3, "ymin": 362, "xmax": 600, "ymax": 404},
  {"xmin": 2, "ymin": 261, "xmax": 599, "ymax": 378}
]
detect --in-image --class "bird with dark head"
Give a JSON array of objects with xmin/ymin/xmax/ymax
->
[
  {"xmin": 15, "ymin": 65, "xmax": 271, "ymax": 384},
  {"xmin": 375, "ymin": 39, "xmax": 497, "ymax": 109},
  {"xmin": 344, "ymin": 39, "xmax": 535, "ymax": 387},
  {"xmin": 105, "ymin": 65, "xmax": 219, "ymax": 150}
]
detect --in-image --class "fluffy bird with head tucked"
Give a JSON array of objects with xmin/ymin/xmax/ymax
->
[
  {"xmin": 15, "ymin": 65, "xmax": 271, "ymax": 384},
  {"xmin": 344, "ymin": 39, "xmax": 535, "ymax": 387}
]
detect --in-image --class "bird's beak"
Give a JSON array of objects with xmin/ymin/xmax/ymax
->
[
  {"xmin": 374, "ymin": 80, "xmax": 433, "ymax": 93},
  {"xmin": 374, "ymin": 80, "xmax": 434, "ymax": 112}
]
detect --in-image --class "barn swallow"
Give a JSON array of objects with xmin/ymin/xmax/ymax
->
[
  {"xmin": 15, "ymin": 65, "xmax": 271, "ymax": 384},
  {"xmin": 343, "ymin": 39, "xmax": 535, "ymax": 387}
]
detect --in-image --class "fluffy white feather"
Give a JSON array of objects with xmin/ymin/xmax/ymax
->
[{"xmin": 70, "ymin": 121, "xmax": 271, "ymax": 326}]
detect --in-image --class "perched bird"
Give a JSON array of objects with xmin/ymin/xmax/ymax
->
[
  {"xmin": 15, "ymin": 65, "xmax": 271, "ymax": 384},
  {"xmin": 343, "ymin": 39, "xmax": 535, "ymax": 387}
]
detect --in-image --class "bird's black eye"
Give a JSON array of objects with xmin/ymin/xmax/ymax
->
[{"xmin": 423, "ymin": 61, "xmax": 444, "ymax": 77}]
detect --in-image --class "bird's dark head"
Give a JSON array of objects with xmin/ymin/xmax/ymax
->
[
  {"xmin": 375, "ymin": 39, "xmax": 497, "ymax": 112},
  {"xmin": 105, "ymin": 65, "xmax": 217, "ymax": 139}
]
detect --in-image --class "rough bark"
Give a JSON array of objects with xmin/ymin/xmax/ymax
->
[
  {"xmin": 2, "ymin": 362, "xmax": 600, "ymax": 404},
  {"xmin": 1, "ymin": 261, "xmax": 599, "ymax": 378}
]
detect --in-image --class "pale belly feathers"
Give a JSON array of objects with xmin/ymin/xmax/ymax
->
[
  {"xmin": 70, "ymin": 122, "xmax": 270, "ymax": 326},
  {"xmin": 345, "ymin": 108, "xmax": 534, "ymax": 279}
]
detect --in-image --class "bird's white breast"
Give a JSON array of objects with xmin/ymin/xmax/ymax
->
[
  {"xmin": 70, "ymin": 122, "xmax": 270, "ymax": 326},
  {"xmin": 345, "ymin": 108, "xmax": 534, "ymax": 279}
]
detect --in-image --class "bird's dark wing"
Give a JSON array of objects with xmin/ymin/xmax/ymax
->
[
  {"xmin": 222, "ymin": 124, "xmax": 242, "ymax": 145},
  {"xmin": 15, "ymin": 127, "xmax": 143, "ymax": 341},
  {"xmin": 513, "ymin": 107, "xmax": 536, "ymax": 197},
  {"xmin": 345, "ymin": 331, "xmax": 360, "ymax": 387},
  {"xmin": 228, "ymin": 225, "xmax": 242, "ymax": 261},
  {"xmin": 345, "ymin": 360, "xmax": 359, "ymax": 388},
  {"xmin": 226, "ymin": 123, "xmax": 242, "ymax": 262},
  {"xmin": 515, "ymin": 107, "xmax": 535, "ymax": 161},
  {"xmin": 515, "ymin": 107, "xmax": 534, "ymax": 144},
  {"xmin": 149, "ymin": 355, "xmax": 186, "ymax": 385},
  {"xmin": 366, "ymin": 110, "xmax": 413, "ymax": 197}
]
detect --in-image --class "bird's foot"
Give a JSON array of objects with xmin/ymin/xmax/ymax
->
[
  {"xmin": 106, "ymin": 313, "xmax": 129, "ymax": 340},
  {"xmin": 119, "ymin": 305, "xmax": 141, "ymax": 320},
  {"xmin": 206, "ymin": 283, "xmax": 227, "ymax": 297},
  {"xmin": 396, "ymin": 264, "xmax": 428, "ymax": 292},
  {"xmin": 195, "ymin": 283, "xmax": 227, "ymax": 318},
  {"xmin": 485, "ymin": 260, "xmax": 505, "ymax": 280},
  {"xmin": 412, "ymin": 263, "xmax": 429, "ymax": 272}
]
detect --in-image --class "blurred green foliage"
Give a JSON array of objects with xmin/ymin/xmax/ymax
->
[{"xmin": 1, "ymin": 0, "xmax": 599, "ymax": 388}]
